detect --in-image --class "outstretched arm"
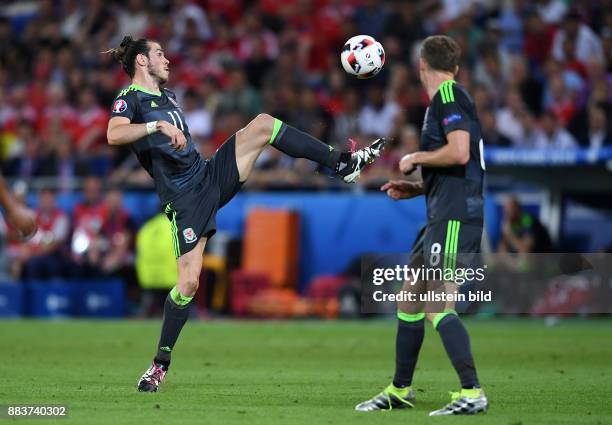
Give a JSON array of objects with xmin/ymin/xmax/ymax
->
[
  {"xmin": 399, "ymin": 130, "xmax": 470, "ymax": 174},
  {"xmin": 0, "ymin": 175, "xmax": 36, "ymax": 238},
  {"xmin": 107, "ymin": 117, "xmax": 187, "ymax": 151},
  {"xmin": 380, "ymin": 179, "xmax": 425, "ymax": 200}
]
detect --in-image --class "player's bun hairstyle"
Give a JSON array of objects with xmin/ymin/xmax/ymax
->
[
  {"xmin": 420, "ymin": 35, "xmax": 461, "ymax": 75},
  {"xmin": 104, "ymin": 36, "xmax": 151, "ymax": 78}
]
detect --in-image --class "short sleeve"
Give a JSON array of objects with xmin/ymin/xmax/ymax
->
[
  {"xmin": 436, "ymin": 85, "xmax": 472, "ymax": 136},
  {"xmin": 110, "ymin": 92, "xmax": 138, "ymax": 121}
]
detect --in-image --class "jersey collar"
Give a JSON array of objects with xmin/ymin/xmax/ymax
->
[
  {"xmin": 129, "ymin": 84, "xmax": 162, "ymax": 96},
  {"xmin": 436, "ymin": 79, "xmax": 456, "ymax": 92},
  {"xmin": 435, "ymin": 79, "xmax": 456, "ymax": 103}
]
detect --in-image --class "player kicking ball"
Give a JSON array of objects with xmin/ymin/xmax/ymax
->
[
  {"xmin": 105, "ymin": 36, "xmax": 385, "ymax": 392},
  {"xmin": 355, "ymin": 35, "xmax": 487, "ymax": 415}
]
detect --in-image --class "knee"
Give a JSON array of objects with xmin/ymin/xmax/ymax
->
[
  {"xmin": 238, "ymin": 113, "xmax": 274, "ymax": 147},
  {"xmin": 425, "ymin": 312, "xmax": 437, "ymax": 323},
  {"xmin": 253, "ymin": 113, "xmax": 274, "ymax": 135},
  {"xmin": 177, "ymin": 272, "xmax": 200, "ymax": 297},
  {"xmin": 426, "ymin": 310, "xmax": 457, "ymax": 329}
]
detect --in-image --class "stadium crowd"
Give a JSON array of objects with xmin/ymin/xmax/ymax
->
[
  {"xmin": 0, "ymin": 0, "xmax": 610, "ymax": 317},
  {"xmin": 0, "ymin": 0, "xmax": 610, "ymax": 191}
]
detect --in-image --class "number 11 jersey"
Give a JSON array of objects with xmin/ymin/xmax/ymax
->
[{"xmin": 110, "ymin": 84, "xmax": 205, "ymax": 204}]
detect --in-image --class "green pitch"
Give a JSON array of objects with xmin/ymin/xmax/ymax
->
[{"xmin": 1, "ymin": 318, "xmax": 610, "ymax": 424}]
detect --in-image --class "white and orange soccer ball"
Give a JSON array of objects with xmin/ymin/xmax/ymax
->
[{"xmin": 340, "ymin": 35, "xmax": 385, "ymax": 79}]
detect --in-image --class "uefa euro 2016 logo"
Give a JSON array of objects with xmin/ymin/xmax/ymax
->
[{"xmin": 112, "ymin": 99, "xmax": 127, "ymax": 113}]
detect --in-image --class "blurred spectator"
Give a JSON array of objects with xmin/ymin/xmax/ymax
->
[
  {"xmin": 182, "ymin": 89, "xmax": 212, "ymax": 139},
  {"xmin": 209, "ymin": 111, "xmax": 245, "ymax": 151},
  {"xmin": 508, "ymin": 55, "xmax": 543, "ymax": 115},
  {"xmin": 95, "ymin": 188, "xmax": 135, "ymax": 276},
  {"xmin": 0, "ymin": 16, "xmax": 29, "ymax": 78},
  {"xmin": 60, "ymin": 0, "xmax": 85, "ymax": 39},
  {"xmin": 561, "ymin": 37, "xmax": 588, "ymax": 79},
  {"xmin": 496, "ymin": 3, "xmax": 523, "ymax": 54},
  {"xmin": 535, "ymin": 111, "xmax": 579, "ymax": 149},
  {"xmin": 383, "ymin": 1, "xmax": 424, "ymax": 61},
  {"xmin": 0, "ymin": 86, "xmax": 37, "ymax": 137},
  {"xmin": 108, "ymin": 154, "xmax": 153, "ymax": 187},
  {"xmin": 244, "ymin": 36, "xmax": 275, "ymax": 89},
  {"xmin": 293, "ymin": 87, "xmax": 328, "ymax": 141},
  {"xmin": 395, "ymin": 124, "xmax": 420, "ymax": 157},
  {"xmin": 218, "ymin": 68, "xmax": 261, "ymax": 117},
  {"xmin": 542, "ymin": 72, "xmax": 579, "ymax": 126},
  {"xmin": 537, "ymin": 0, "xmax": 568, "ymax": 25},
  {"xmin": 261, "ymin": 48, "xmax": 307, "ymax": 93},
  {"xmin": 354, "ymin": 0, "xmax": 389, "ymax": 39},
  {"xmin": 358, "ymin": 84, "xmax": 400, "ymax": 138},
  {"xmin": 38, "ymin": 136, "xmax": 90, "ymax": 191},
  {"xmin": 70, "ymin": 176, "xmax": 105, "ymax": 276},
  {"xmin": 552, "ymin": 9, "xmax": 604, "ymax": 64},
  {"xmin": 320, "ymin": 68, "xmax": 346, "ymax": 117},
  {"xmin": 523, "ymin": 11, "xmax": 556, "ymax": 66},
  {"xmin": 38, "ymin": 83, "xmax": 77, "ymax": 143},
  {"xmin": 73, "ymin": 87, "xmax": 109, "ymax": 154},
  {"xmin": 331, "ymin": 88, "xmax": 361, "ymax": 148},
  {"xmin": 519, "ymin": 110, "xmax": 545, "ymax": 148},
  {"xmin": 496, "ymin": 89, "xmax": 528, "ymax": 146},
  {"xmin": 171, "ymin": 0, "xmax": 212, "ymax": 42},
  {"xmin": 471, "ymin": 83, "xmax": 494, "ymax": 115},
  {"xmin": 481, "ymin": 109, "xmax": 512, "ymax": 147},
  {"xmin": 387, "ymin": 64, "xmax": 426, "ymax": 126},
  {"xmin": 116, "ymin": 0, "xmax": 148, "ymax": 39},
  {"xmin": 200, "ymin": 19, "xmax": 238, "ymax": 72},
  {"xmin": 448, "ymin": 11, "xmax": 484, "ymax": 64},
  {"xmin": 497, "ymin": 196, "xmax": 553, "ymax": 254},
  {"xmin": 0, "ymin": 0, "xmax": 607, "ymax": 193},
  {"xmin": 19, "ymin": 188, "xmax": 70, "ymax": 281},
  {"xmin": 603, "ymin": 30, "xmax": 612, "ymax": 73},
  {"xmin": 235, "ymin": 11, "xmax": 279, "ymax": 62},
  {"xmin": 544, "ymin": 58, "xmax": 585, "ymax": 104},
  {"xmin": 2, "ymin": 120, "xmax": 32, "ymax": 164},
  {"xmin": 195, "ymin": 76, "xmax": 222, "ymax": 118},
  {"xmin": 438, "ymin": 0, "xmax": 478, "ymax": 24},
  {"xmin": 585, "ymin": 103, "xmax": 612, "ymax": 148},
  {"xmin": 70, "ymin": 0, "xmax": 113, "ymax": 45},
  {"xmin": 473, "ymin": 48, "xmax": 510, "ymax": 101},
  {"xmin": 4, "ymin": 127, "xmax": 42, "ymax": 179}
]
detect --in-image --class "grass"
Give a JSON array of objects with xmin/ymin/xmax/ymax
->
[{"xmin": 1, "ymin": 318, "xmax": 611, "ymax": 424}]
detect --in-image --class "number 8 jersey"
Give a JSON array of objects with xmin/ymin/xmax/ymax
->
[
  {"xmin": 110, "ymin": 84, "xmax": 205, "ymax": 204},
  {"xmin": 420, "ymin": 80, "xmax": 485, "ymax": 226}
]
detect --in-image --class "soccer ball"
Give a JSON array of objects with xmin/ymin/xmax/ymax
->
[{"xmin": 340, "ymin": 35, "xmax": 385, "ymax": 79}]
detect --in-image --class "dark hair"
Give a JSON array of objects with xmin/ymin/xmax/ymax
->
[
  {"xmin": 420, "ymin": 35, "xmax": 461, "ymax": 74},
  {"xmin": 104, "ymin": 36, "xmax": 151, "ymax": 78}
]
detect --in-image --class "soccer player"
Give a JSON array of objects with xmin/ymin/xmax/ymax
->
[
  {"xmin": 105, "ymin": 36, "xmax": 385, "ymax": 392},
  {"xmin": 355, "ymin": 35, "xmax": 487, "ymax": 415}
]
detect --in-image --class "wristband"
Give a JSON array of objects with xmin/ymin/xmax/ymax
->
[{"xmin": 146, "ymin": 121, "xmax": 158, "ymax": 135}]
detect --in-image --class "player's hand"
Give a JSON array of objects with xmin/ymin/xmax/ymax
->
[
  {"xmin": 399, "ymin": 153, "xmax": 418, "ymax": 175},
  {"xmin": 157, "ymin": 120, "xmax": 187, "ymax": 151},
  {"xmin": 6, "ymin": 203, "xmax": 37, "ymax": 239},
  {"xmin": 380, "ymin": 180, "xmax": 423, "ymax": 200}
]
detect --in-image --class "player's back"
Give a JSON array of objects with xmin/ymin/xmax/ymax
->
[
  {"xmin": 420, "ymin": 80, "xmax": 485, "ymax": 225},
  {"xmin": 111, "ymin": 85, "xmax": 205, "ymax": 204}
]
